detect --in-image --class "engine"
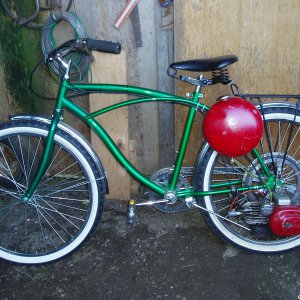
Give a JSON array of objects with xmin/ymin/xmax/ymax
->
[
  {"xmin": 268, "ymin": 205, "xmax": 300, "ymax": 237},
  {"xmin": 238, "ymin": 202, "xmax": 269, "ymax": 225},
  {"xmin": 229, "ymin": 199, "xmax": 300, "ymax": 237}
]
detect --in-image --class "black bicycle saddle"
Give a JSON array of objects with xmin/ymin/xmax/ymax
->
[{"xmin": 169, "ymin": 55, "xmax": 238, "ymax": 72}]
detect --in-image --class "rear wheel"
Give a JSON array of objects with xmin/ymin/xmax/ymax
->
[
  {"xmin": 194, "ymin": 105, "xmax": 300, "ymax": 253},
  {"xmin": 0, "ymin": 120, "xmax": 105, "ymax": 264}
]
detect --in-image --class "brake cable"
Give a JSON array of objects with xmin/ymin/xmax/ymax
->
[{"xmin": 29, "ymin": 60, "xmax": 57, "ymax": 100}]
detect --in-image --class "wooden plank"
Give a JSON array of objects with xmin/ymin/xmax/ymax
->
[
  {"xmin": 89, "ymin": 51, "xmax": 130, "ymax": 200},
  {"xmin": 174, "ymin": 0, "xmax": 300, "ymax": 166},
  {"xmin": 137, "ymin": 0, "xmax": 160, "ymax": 175},
  {"xmin": 129, "ymin": 139, "xmax": 139, "ymax": 195},
  {"xmin": 161, "ymin": 3, "xmax": 174, "ymax": 30},
  {"xmin": 156, "ymin": 2, "xmax": 175, "ymax": 168}
]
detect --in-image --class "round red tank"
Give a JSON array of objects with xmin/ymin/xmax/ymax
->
[
  {"xmin": 203, "ymin": 97, "xmax": 263, "ymax": 157},
  {"xmin": 269, "ymin": 205, "xmax": 300, "ymax": 237}
]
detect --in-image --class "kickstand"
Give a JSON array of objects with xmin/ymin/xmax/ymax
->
[{"xmin": 127, "ymin": 200, "xmax": 136, "ymax": 224}]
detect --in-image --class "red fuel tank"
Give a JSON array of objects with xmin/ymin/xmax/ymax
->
[
  {"xmin": 203, "ymin": 97, "xmax": 263, "ymax": 157},
  {"xmin": 269, "ymin": 205, "xmax": 300, "ymax": 237}
]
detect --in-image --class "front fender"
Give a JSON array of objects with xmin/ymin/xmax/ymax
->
[{"xmin": 9, "ymin": 114, "xmax": 109, "ymax": 194}]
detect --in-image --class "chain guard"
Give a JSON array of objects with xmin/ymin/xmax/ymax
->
[{"xmin": 148, "ymin": 167, "xmax": 193, "ymax": 213}]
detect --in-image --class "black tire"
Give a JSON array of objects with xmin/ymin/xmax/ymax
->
[
  {"xmin": 0, "ymin": 120, "xmax": 105, "ymax": 264},
  {"xmin": 194, "ymin": 104, "xmax": 300, "ymax": 253}
]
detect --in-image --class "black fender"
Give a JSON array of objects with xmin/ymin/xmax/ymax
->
[{"xmin": 9, "ymin": 114, "xmax": 109, "ymax": 194}]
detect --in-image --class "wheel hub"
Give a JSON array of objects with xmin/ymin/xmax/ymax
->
[{"xmin": 243, "ymin": 152, "xmax": 300, "ymax": 202}]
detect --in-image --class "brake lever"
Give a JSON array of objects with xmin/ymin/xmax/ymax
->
[
  {"xmin": 49, "ymin": 54, "xmax": 71, "ymax": 79},
  {"xmin": 45, "ymin": 39, "xmax": 91, "ymax": 79}
]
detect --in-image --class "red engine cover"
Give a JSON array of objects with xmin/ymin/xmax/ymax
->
[
  {"xmin": 269, "ymin": 205, "xmax": 300, "ymax": 237},
  {"xmin": 203, "ymin": 97, "xmax": 263, "ymax": 157}
]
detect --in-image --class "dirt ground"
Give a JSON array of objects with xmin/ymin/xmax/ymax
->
[{"xmin": 1, "ymin": 199, "xmax": 300, "ymax": 300}]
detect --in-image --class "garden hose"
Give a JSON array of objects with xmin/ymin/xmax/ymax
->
[{"xmin": 41, "ymin": 12, "xmax": 91, "ymax": 80}]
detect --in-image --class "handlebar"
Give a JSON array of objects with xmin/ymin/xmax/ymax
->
[
  {"xmin": 86, "ymin": 39, "xmax": 121, "ymax": 54},
  {"xmin": 46, "ymin": 38, "xmax": 122, "ymax": 79},
  {"xmin": 47, "ymin": 38, "xmax": 121, "ymax": 61}
]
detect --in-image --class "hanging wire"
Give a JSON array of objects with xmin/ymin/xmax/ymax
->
[
  {"xmin": 29, "ymin": 60, "xmax": 58, "ymax": 100},
  {"xmin": 29, "ymin": 57, "xmax": 91, "ymax": 100},
  {"xmin": 0, "ymin": 0, "xmax": 74, "ymax": 28},
  {"xmin": 41, "ymin": 11, "xmax": 91, "ymax": 80}
]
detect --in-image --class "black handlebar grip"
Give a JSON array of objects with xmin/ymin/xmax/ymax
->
[{"xmin": 86, "ymin": 39, "xmax": 121, "ymax": 54}]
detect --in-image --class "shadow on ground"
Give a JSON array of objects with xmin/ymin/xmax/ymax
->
[{"xmin": 1, "ymin": 200, "xmax": 300, "ymax": 300}]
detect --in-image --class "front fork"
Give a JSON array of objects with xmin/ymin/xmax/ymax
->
[{"xmin": 22, "ymin": 109, "xmax": 63, "ymax": 202}]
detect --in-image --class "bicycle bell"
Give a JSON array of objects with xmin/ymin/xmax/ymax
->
[{"xmin": 203, "ymin": 96, "xmax": 263, "ymax": 157}]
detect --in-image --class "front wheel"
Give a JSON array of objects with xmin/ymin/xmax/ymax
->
[
  {"xmin": 194, "ymin": 104, "xmax": 300, "ymax": 253},
  {"xmin": 0, "ymin": 120, "xmax": 105, "ymax": 264}
]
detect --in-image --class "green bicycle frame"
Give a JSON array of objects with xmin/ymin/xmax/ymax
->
[{"xmin": 22, "ymin": 78, "xmax": 271, "ymax": 201}]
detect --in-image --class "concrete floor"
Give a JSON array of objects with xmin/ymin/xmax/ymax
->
[{"xmin": 1, "ymin": 200, "xmax": 300, "ymax": 300}]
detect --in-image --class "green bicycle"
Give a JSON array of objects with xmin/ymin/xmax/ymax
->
[{"xmin": 0, "ymin": 38, "xmax": 300, "ymax": 264}]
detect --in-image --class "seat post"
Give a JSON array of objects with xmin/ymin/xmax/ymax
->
[{"xmin": 168, "ymin": 85, "xmax": 202, "ymax": 191}]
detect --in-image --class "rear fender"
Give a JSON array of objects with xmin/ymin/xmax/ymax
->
[{"xmin": 192, "ymin": 101, "xmax": 300, "ymax": 189}]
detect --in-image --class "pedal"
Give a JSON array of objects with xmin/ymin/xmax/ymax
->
[{"xmin": 127, "ymin": 199, "xmax": 136, "ymax": 225}]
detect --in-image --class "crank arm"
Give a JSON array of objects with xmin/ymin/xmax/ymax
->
[{"xmin": 185, "ymin": 197, "xmax": 251, "ymax": 232}]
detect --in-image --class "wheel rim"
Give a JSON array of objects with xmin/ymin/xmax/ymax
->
[
  {"xmin": 0, "ymin": 127, "xmax": 98, "ymax": 263},
  {"xmin": 202, "ymin": 111, "xmax": 300, "ymax": 252}
]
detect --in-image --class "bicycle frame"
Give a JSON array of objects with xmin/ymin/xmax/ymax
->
[{"xmin": 22, "ymin": 78, "xmax": 271, "ymax": 201}]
